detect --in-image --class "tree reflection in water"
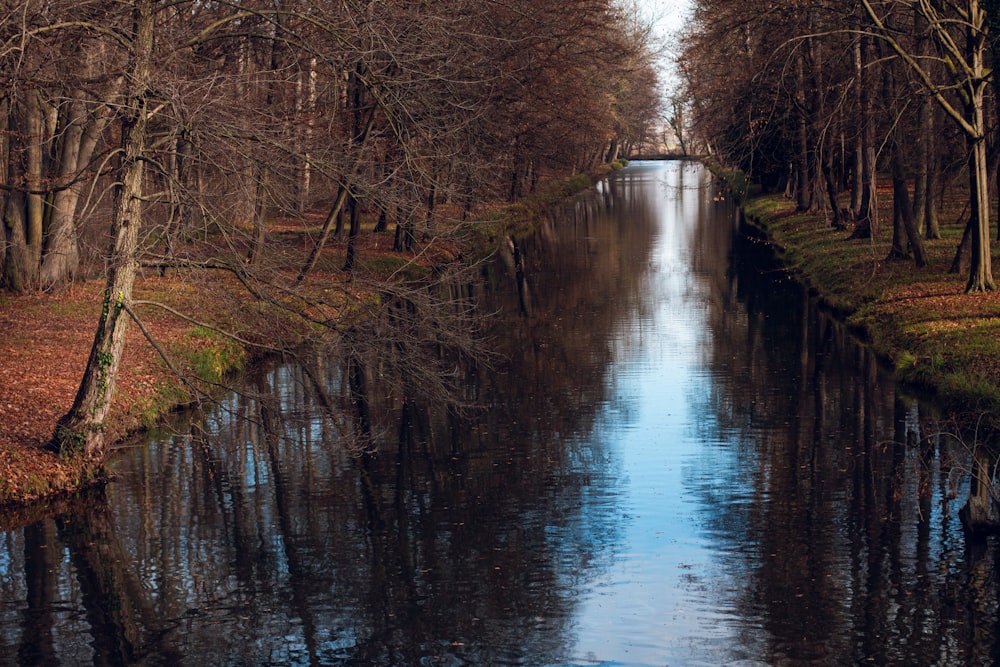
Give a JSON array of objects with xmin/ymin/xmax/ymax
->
[
  {"xmin": 0, "ymin": 162, "xmax": 999, "ymax": 666},
  {"xmin": 694, "ymin": 208, "xmax": 1000, "ymax": 666}
]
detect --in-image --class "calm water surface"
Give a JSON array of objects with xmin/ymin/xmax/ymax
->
[{"xmin": 1, "ymin": 161, "xmax": 998, "ymax": 666}]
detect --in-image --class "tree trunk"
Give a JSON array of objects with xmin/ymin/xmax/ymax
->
[
  {"xmin": 395, "ymin": 206, "xmax": 415, "ymax": 252},
  {"xmin": 295, "ymin": 58, "xmax": 317, "ymax": 213},
  {"xmin": 822, "ymin": 146, "xmax": 844, "ymax": 229},
  {"xmin": 887, "ymin": 161, "xmax": 907, "ymax": 261},
  {"xmin": 343, "ymin": 189, "xmax": 361, "ymax": 272},
  {"xmin": 849, "ymin": 45, "xmax": 862, "ymax": 216},
  {"xmin": 3, "ymin": 190, "xmax": 35, "ymax": 292},
  {"xmin": 0, "ymin": 98, "xmax": 6, "ymax": 278},
  {"xmin": 295, "ymin": 182, "xmax": 349, "ymax": 284},
  {"xmin": 887, "ymin": 134, "xmax": 927, "ymax": 267},
  {"xmin": 165, "ymin": 130, "xmax": 194, "ymax": 266},
  {"xmin": 885, "ymin": 60, "xmax": 927, "ymax": 267},
  {"xmin": 861, "ymin": 0, "xmax": 993, "ymax": 290},
  {"xmin": 913, "ymin": 95, "xmax": 930, "ymax": 236},
  {"xmin": 964, "ymin": 132, "xmax": 994, "ymax": 291},
  {"xmin": 960, "ymin": 449, "xmax": 1000, "ymax": 532},
  {"xmin": 962, "ymin": 2, "xmax": 994, "ymax": 291},
  {"xmin": 245, "ymin": 164, "xmax": 268, "ymax": 265},
  {"xmin": 50, "ymin": 0, "xmax": 153, "ymax": 464},
  {"xmin": 2, "ymin": 92, "xmax": 45, "ymax": 291},
  {"xmin": 0, "ymin": 210, "xmax": 6, "ymax": 281},
  {"xmin": 851, "ymin": 36, "xmax": 877, "ymax": 239},
  {"xmin": 924, "ymin": 131, "xmax": 941, "ymax": 239},
  {"xmin": 996, "ymin": 162, "xmax": 1000, "ymax": 239},
  {"xmin": 24, "ymin": 92, "xmax": 43, "ymax": 273},
  {"xmin": 294, "ymin": 108, "xmax": 375, "ymax": 284},
  {"xmin": 795, "ymin": 52, "xmax": 811, "ymax": 212},
  {"xmin": 424, "ymin": 181, "xmax": 436, "ymax": 232},
  {"xmin": 912, "ymin": 7, "xmax": 934, "ymax": 239},
  {"xmin": 40, "ymin": 94, "xmax": 114, "ymax": 287}
]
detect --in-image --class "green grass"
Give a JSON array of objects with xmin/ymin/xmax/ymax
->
[
  {"xmin": 361, "ymin": 255, "xmax": 430, "ymax": 281},
  {"xmin": 170, "ymin": 326, "xmax": 247, "ymax": 384}
]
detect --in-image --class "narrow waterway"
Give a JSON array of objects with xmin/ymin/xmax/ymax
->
[{"xmin": 1, "ymin": 161, "xmax": 998, "ymax": 666}]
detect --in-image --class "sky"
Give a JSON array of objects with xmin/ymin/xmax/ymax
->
[
  {"xmin": 637, "ymin": 0, "xmax": 693, "ymax": 87},
  {"xmin": 645, "ymin": 0, "xmax": 691, "ymax": 33}
]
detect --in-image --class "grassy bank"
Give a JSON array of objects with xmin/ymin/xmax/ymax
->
[
  {"xmin": 0, "ymin": 165, "xmax": 619, "ymax": 512},
  {"xmin": 730, "ymin": 177, "xmax": 1000, "ymax": 423}
]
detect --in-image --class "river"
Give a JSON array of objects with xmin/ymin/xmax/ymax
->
[{"xmin": 0, "ymin": 160, "xmax": 997, "ymax": 666}]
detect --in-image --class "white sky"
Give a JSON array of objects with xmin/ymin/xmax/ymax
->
[
  {"xmin": 637, "ymin": 0, "xmax": 693, "ymax": 88},
  {"xmin": 645, "ymin": 0, "xmax": 691, "ymax": 33}
]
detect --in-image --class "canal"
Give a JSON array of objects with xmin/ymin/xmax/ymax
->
[{"xmin": 0, "ymin": 160, "xmax": 997, "ymax": 666}]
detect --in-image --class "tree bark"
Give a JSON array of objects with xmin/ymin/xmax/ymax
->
[
  {"xmin": 295, "ymin": 58, "xmax": 317, "ymax": 213},
  {"xmin": 913, "ymin": 94, "xmax": 930, "ymax": 235},
  {"xmin": 851, "ymin": 35, "xmax": 877, "ymax": 239},
  {"xmin": 343, "ymin": 188, "xmax": 361, "ymax": 272},
  {"xmin": 40, "ymin": 93, "xmax": 114, "ymax": 287},
  {"xmin": 51, "ymin": 0, "xmax": 154, "ymax": 464},
  {"xmin": 795, "ymin": 50, "xmax": 812, "ymax": 212},
  {"xmin": 923, "ymin": 128, "xmax": 941, "ymax": 239},
  {"xmin": 911, "ymin": 7, "xmax": 936, "ymax": 239},
  {"xmin": 887, "ymin": 132, "xmax": 927, "ymax": 267},
  {"xmin": 246, "ymin": 163, "xmax": 268, "ymax": 266},
  {"xmin": 962, "ymin": 3, "xmax": 994, "ymax": 291},
  {"xmin": 849, "ymin": 50, "xmax": 862, "ymax": 217},
  {"xmin": 2, "ymin": 91, "xmax": 45, "ymax": 291},
  {"xmin": 821, "ymin": 142, "xmax": 844, "ymax": 229},
  {"xmin": 965, "ymin": 132, "xmax": 994, "ymax": 290},
  {"xmin": 885, "ymin": 57, "xmax": 926, "ymax": 267}
]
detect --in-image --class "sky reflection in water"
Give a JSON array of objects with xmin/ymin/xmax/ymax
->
[{"xmin": 562, "ymin": 162, "xmax": 750, "ymax": 666}]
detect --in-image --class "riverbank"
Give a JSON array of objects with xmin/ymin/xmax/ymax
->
[
  {"xmin": 0, "ymin": 163, "xmax": 626, "ymax": 514},
  {"xmin": 728, "ymin": 171, "xmax": 1000, "ymax": 426}
]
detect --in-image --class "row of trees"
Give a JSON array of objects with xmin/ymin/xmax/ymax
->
[
  {"xmin": 677, "ymin": 0, "xmax": 998, "ymax": 292},
  {"xmin": 0, "ymin": 0, "xmax": 664, "ymax": 462}
]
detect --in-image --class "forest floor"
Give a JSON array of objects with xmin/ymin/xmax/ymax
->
[{"xmin": 739, "ymin": 182, "xmax": 1000, "ymax": 430}]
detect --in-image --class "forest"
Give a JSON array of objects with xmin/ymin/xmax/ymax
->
[
  {"xmin": 0, "ymin": 0, "xmax": 664, "ymax": 474},
  {"xmin": 676, "ymin": 0, "xmax": 1000, "ymax": 293}
]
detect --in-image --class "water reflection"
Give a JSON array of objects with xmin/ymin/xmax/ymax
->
[
  {"xmin": 0, "ymin": 161, "xmax": 997, "ymax": 666},
  {"xmin": 701, "ymin": 217, "xmax": 998, "ymax": 666}
]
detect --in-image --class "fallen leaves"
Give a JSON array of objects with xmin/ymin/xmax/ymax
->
[{"xmin": 0, "ymin": 279, "xmax": 201, "ymax": 505}]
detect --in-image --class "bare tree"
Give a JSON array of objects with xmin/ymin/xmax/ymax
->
[
  {"xmin": 860, "ymin": 0, "xmax": 993, "ymax": 291},
  {"xmin": 0, "ymin": 2, "xmax": 122, "ymax": 290},
  {"xmin": 52, "ymin": 0, "xmax": 155, "ymax": 462}
]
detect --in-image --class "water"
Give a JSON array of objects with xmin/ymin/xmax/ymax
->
[{"xmin": 0, "ymin": 160, "xmax": 997, "ymax": 666}]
